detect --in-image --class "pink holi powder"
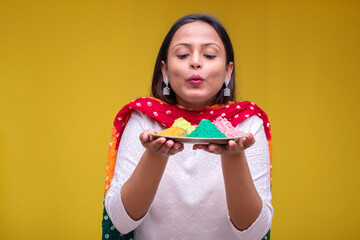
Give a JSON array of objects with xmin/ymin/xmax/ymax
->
[{"xmin": 212, "ymin": 116, "xmax": 242, "ymax": 137}]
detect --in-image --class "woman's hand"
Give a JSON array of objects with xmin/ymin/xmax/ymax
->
[
  {"xmin": 194, "ymin": 132, "xmax": 261, "ymax": 230},
  {"xmin": 193, "ymin": 132, "xmax": 255, "ymax": 157},
  {"xmin": 140, "ymin": 129, "xmax": 184, "ymax": 157},
  {"xmin": 121, "ymin": 129, "xmax": 184, "ymax": 221}
]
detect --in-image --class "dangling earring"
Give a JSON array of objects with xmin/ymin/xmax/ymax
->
[
  {"xmin": 163, "ymin": 76, "xmax": 170, "ymax": 95},
  {"xmin": 224, "ymin": 77, "xmax": 230, "ymax": 96}
]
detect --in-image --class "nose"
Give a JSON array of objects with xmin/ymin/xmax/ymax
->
[
  {"xmin": 190, "ymin": 54, "xmax": 202, "ymax": 69},
  {"xmin": 191, "ymin": 63, "xmax": 201, "ymax": 69}
]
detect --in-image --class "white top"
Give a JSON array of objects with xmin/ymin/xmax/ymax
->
[{"xmin": 105, "ymin": 110, "xmax": 273, "ymax": 240}]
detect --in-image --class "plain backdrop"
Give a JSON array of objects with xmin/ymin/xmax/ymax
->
[{"xmin": 1, "ymin": 0, "xmax": 359, "ymax": 239}]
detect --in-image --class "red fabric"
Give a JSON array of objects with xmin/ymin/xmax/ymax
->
[
  {"xmin": 104, "ymin": 97, "xmax": 272, "ymax": 194},
  {"xmin": 102, "ymin": 96, "xmax": 273, "ymax": 239},
  {"xmin": 112, "ymin": 97, "xmax": 271, "ymax": 150}
]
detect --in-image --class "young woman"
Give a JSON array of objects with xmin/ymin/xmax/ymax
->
[{"xmin": 102, "ymin": 14, "xmax": 273, "ymax": 240}]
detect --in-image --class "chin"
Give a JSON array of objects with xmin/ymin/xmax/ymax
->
[
  {"xmin": 184, "ymin": 96, "xmax": 215, "ymax": 106},
  {"xmin": 184, "ymin": 94, "xmax": 207, "ymax": 101}
]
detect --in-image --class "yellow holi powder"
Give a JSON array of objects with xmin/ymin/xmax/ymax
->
[
  {"xmin": 172, "ymin": 118, "xmax": 195, "ymax": 135},
  {"xmin": 157, "ymin": 127, "xmax": 186, "ymax": 137}
]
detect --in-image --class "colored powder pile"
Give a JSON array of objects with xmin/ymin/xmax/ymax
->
[
  {"xmin": 212, "ymin": 116, "xmax": 241, "ymax": 137},
  {"xmin": 172, "ymin": 117, "xmax": 195, "ymax": 135},
  {"xmin": 157, "ymin": 127, "xmax": 186, "ymax": 137},
  {"xmin": 188, "ymin": 119, "xmax": 226, "ymax": 138}
]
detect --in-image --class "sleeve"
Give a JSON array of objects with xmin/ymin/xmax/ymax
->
[
  {"xmin": 104, "ymin": 110, "xmax": 162, "ymax": 234},
  {"xmin": 230, "ymin": 116, "xmax": 273, "ymax": 239}
]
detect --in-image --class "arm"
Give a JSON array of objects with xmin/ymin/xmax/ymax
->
[
  {"xmin": 194, "ymin": 116, "xmax": 273, "ymax": 238},
  {"xmin": 221, "ymin": 144, "xmax": 262, "ymax": 230},
  {"xmin": 105, "ymin": 111, "xmax": 183, "ymax": 233},
  {"xmin": 121, "ymin": 132, "xmax": 183, "ymax": 220}
]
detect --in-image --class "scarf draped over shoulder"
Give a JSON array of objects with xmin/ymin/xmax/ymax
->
[{"xmin": 102, "ymin": 97, "xmax": 272, "ymax": 240}]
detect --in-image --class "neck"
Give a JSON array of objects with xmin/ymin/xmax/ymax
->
[{"xmin": 176, "ymin": 98, "xmax": 214, "ymax": 110}]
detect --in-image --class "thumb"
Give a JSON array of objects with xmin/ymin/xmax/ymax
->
[
  {"xmin": 140, "ymin": 131, "xmax": 150, "ymax": 143},
  {"xmin": 243, "ymin": 133, "xmax": 255, "ymax": 148}
]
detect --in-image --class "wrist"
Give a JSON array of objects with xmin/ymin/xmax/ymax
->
[
  {"xmin": 144, "ymin": 149, "xmax": 169, "ymax": 162},
  {"xmin": 221, "ymin": 150, "xmax": 246, "ymax": 162}
]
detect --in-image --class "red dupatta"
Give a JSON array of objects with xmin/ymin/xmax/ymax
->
[{"xmin": 102, "ymin": 97, "xmax": 272, "ymax": 240}]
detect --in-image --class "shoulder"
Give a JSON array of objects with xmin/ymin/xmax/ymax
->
[
  {"xmin": 129, "ymin": 110, "xmax": 153, "ymax": 123},
  {"xmin": 236, "ymin": 115, "xmax": 264, "ymax": 133},
  {"xmin": 128, "ymin": 110, "xmax": 166, "ymax": 132}
]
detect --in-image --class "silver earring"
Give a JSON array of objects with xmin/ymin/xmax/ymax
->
[
  {"xmin": 163, "ymin": 77, "xmax": 170, "ymax": 95},
  {"xmin": 224, "ymin": 77, "xmax": 230, "ymax": 96}
]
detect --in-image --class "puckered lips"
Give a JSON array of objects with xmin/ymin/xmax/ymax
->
[{"xmin": 187, "ymin": 74, "xmax": 204, "ymax": 86}]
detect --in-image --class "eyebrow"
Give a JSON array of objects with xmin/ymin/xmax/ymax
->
[{"xmin": 173, "ymin": 42, "xmax": 221, "ymax": 50}]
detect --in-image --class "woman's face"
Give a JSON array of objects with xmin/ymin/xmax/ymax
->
[{"xmin": 161, "ymin": 21, "xmax": 233, "ymax": 109}]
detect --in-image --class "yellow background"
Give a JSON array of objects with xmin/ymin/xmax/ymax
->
[{"xmin": 1, "ymin": 0, "xmax": 359, "ymax": 239}]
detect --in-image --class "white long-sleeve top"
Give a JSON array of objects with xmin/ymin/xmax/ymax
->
[{"xmin": 105, "ymin": 110, "xmax": 273, "ymax": 240}]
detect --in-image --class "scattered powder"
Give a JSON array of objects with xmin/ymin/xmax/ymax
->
[
  {"xmin": 172, "ymin": 117, "xmax": 196, "ymax": 135},
  {"xmin": 212, "ymin": 116, "xmax": 241, "ymax": 137},
  {"xmin": 157, "ymin": 127, "xmax": 186, "ymax": 137},
  {"xmin": 188, "ymin": 119, "xmax": 226, "ymax": 138}
]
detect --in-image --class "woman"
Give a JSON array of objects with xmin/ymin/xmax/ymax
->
[{"xmin": 102, "ymin": 14, "xmax": 273, "ymax": 240}]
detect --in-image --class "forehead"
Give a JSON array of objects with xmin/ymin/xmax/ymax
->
[{"xmin": 170, "ymin": 21, "xmax": 224, "ymax": 48}]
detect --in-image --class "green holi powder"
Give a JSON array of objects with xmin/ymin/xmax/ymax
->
[{"xmin": 188, "ymin": 119, "xmax": 226, "ymax": 138}]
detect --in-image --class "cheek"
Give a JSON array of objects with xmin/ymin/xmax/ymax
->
[
  {"xmin": 171, "ymin": 68, "xmax": 184, "ymax": 78},
  {"xmin": 167, "ymin": 61, "xmax": 186, "ymax": 79},
  {"xmin": 210, "ymin": 64, "xmax": 227, "ymax": 80}
]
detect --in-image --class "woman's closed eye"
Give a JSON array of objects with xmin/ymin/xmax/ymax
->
[
  {"xmin": 177, "ymin": 54, "xmax": 190, "ymax": 59},
  {"xmin": 176, "ymin": 54, "xmax": 216, "ymax": 59},
  {"xmin": 204, "ymin": 54, "xmax": 216, "ymax": 59}
]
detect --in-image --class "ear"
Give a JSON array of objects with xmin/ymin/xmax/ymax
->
[
  {"xmin": 226, "ymin": 62, "xmax": 234, "ymax": 79},
  {"xmin": 161, "ymin": 60, "xmax": 167, "ymax": 81}
]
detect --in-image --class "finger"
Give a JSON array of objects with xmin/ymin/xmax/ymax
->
[
  {"xmin": 168, "ymin": 142, "xmax": 184, "ymax": 155},
  {"xmin": 228, "ymin": 140, "xmax": 237, "ymax": 151},
  {"xmin": 193, "ymin": 144, "xmax": 206, "ymax": 150},
  {"xmin": 140, "ymin": 128, "xmax": 159, "ymax": 142},
  {"xmin": 245, "ymin": 132, "xmax": 254, "ymax": 140},
  {"xmin": 244, "ymin": 133, "xmax": 255, "ymax": 147},
  {"xmin": 140, "ymin": 131, "xmax": 147, "ymax": 141},
  {"xmin": 173, "ymin": 142, "xmax": 183, "ymax": 150},
  {"xmin": 176, "ymin": 143, "xmax": 185, "ymax": 152},
  {"xmin": 139, "ymin": 132, "xmax": 150, "ymax": 145},
  {"xmin": 149, "ymin": 137, "xmax": 166, "ymax": 151},
  {"xmin": 240, "ymin": 137, "xmax": 247, "ymax": 147},
  {"xmin": 208, "ymin": 144, "xmax": 222, "ymax": 154},
  {"xmin": 157, "ymin": 139, "xmax": 174, "ymax": 155},
  {"xmin": 193, "ymin": 144, "xmax": 214, "ymax": 153},
  {"xmin": 240, "ymin": 133, "xmax": 255, "ymax": 149},
  {"xmin": 165, "ymin": 139, "xmax": 175, "ymax": 148}
]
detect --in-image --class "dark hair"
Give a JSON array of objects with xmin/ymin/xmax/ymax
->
[{"xmin": 151, "ymin": 14, "xmax": 236, "ymax": 105}]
